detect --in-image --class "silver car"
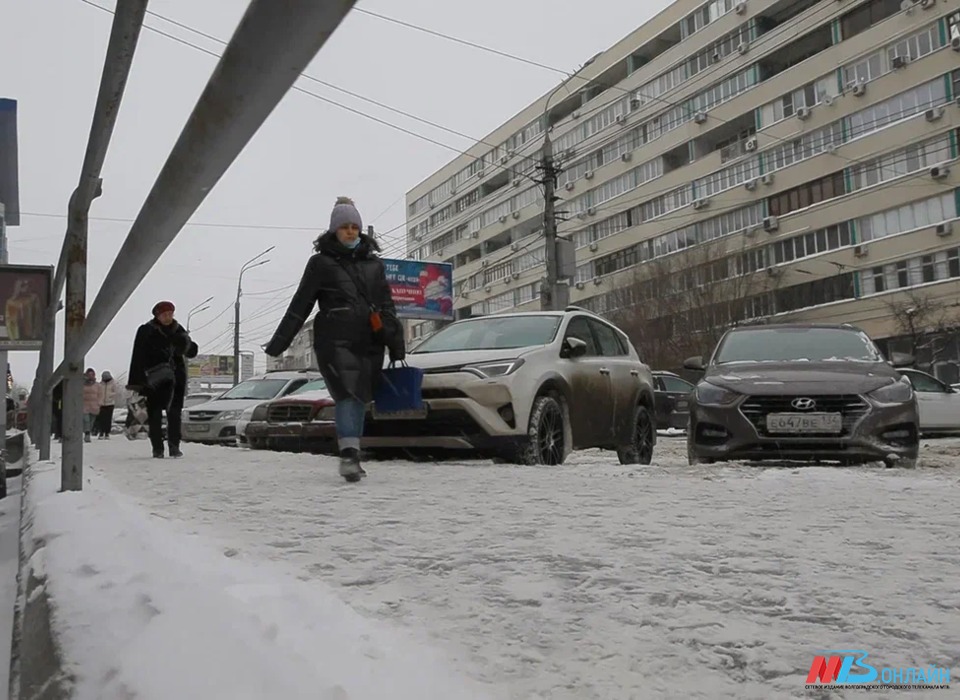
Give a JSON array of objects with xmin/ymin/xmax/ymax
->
[{"xmin": 366, "ymin": 307, "xmax": 657, "ymax": 465}]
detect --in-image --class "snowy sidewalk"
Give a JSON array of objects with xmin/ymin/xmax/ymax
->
[
  {"xmin": 20, "ymin": 458, "xmax": 495, "ymax": 700},
  {"xmin": 69, "ymin": 437, "xmax": 960, "ymax": 699}
]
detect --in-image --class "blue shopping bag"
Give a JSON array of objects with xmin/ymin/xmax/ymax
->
[{"xmin": 374, "ymin": 362, "xmax": 425, "ymax": 414}]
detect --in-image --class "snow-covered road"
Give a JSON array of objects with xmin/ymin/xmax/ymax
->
[{"xmin": 86, "ymin": 437, "xmax": 960, "ymax": 699}]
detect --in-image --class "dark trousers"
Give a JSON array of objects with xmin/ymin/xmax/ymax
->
[
  {"xmin": 95, "ymin": 405, "xmax": 115, "ymax": 436},
  {"xmin": 146, "ymin": 380, "xmax": 185, "ymax": 450}
]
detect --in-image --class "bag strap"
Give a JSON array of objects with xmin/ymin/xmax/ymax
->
[
  {"xmin": 336, "ymin": 258, "xmax": 377, "ymax": 311},
  {"xmin": 388, "ymin": 360, "xmax": 408, "ymax": 369}
]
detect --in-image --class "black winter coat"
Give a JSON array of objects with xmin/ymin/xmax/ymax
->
[
  {"xmin": 264, "ymin": 232, "xmax": 404, "ymax": 403},
  {"xmin": 128, "ymin": 319, "xmax": 199, "ymax": 391}
]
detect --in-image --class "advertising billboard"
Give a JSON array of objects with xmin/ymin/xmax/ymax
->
[
  {"xmin": 0, "ymin": 99, "xmax": 19, "ymax": 226},
  {"xmin": 382, "ymin": 258, "xmax": 454, "ymax": 321},
  {"xmin": 0, "ymin": 264, "xmax": 52, "ymax": 350},
  {"xmin": 188, "ymin": 353, "xmax": 254, "ymax": 383}
]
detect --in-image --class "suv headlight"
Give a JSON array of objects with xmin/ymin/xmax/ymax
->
[
  {"xmin": 464, "ymin": 358, "xmax": 524, "ymax": 379},
  {"xmin": 251, "ymin": 404, "xmax": 269, "ymax": 421},
  {"xmin": 218, "ymin": 410, "xmax": 243, "ymax": 421},
  {"xmin": 868, "ymin": 378, "xmax": 914, "ymax": 404},
  {"xmin": 695, "ymin": 382, "xmax": 740, "ymax": 406}
]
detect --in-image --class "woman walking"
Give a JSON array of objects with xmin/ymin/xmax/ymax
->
[
  {"xmin": 264, "ymin": 197, "xmax": 405, "ymax": 482},
  {"xmin": 96, "ymin": 370, "xmax": 117, "ymax": 438},
  {"xmin": 82, "ymin": 368, "xmax": 100, "ymax": 443}
]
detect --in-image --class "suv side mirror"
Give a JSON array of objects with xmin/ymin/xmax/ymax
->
[
  {"xmin": 888, "ymin": 352, "xmax": 915, "ymax": 368},
  {"xmin": 561, "ymin": 337, "xmax": 588, "ymax": 358},
  {"xmin": 683, "ymin": 356, "xmax": 705, "ymax": 371}
]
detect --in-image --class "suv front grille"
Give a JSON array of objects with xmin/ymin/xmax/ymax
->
[
  {"xmin": 267, "ymin": 404, "xmax": 313, "ymax": 422},
  {"xmin": 740, "ymin": 394, "xmax": 870, "ymax": 437}
]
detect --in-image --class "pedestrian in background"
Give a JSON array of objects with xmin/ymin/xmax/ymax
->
[
  {"xmin": 264, "ymin": 196, "xmax": 405, "ymax": 482},
  {"xmin": 127, "ymin": 301, "xmax": 199, "ymax": 458},
  {"xmin": 82, "ymin": 368, "xmax": 100, "ymax": 443},
  {"xmin": 96, "ymin": 370, "xmax": 117, "ymax": 439}
]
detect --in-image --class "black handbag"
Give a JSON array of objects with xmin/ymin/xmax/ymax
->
[{"xmin": 144, "ymin": 362, "xmax": 175, "ymax": 390}]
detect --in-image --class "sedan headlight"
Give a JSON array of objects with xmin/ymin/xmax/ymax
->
[
  {"xmin": 695, "ymin": 382, "xmax": 740, "ymax": 406},
  {"xmin": 218, "ymin": 410, "xmax": 243, "ymax": 421},
  {"xmin": 463, "ymin": 358, "xmax": 524, "ymax": 379},
  {"xmin": 868, "ymin": 378, "xmax": 914, "ymax": 404},
  {"xmin": 251, "ymin": 404, "xmax": 269, "ymax": 421},
  {"xmin": 314, "ymin": 405, "xmax": 335, "ymax": 421}
]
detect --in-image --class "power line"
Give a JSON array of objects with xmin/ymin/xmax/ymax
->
[{"xmin": 20, "ymin": 209, "xmax": 323, "ymax": 232}]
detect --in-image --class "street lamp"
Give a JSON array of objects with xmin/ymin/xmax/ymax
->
[
  {"xmin": 234, "ymin": 246, "xmax": 274, "ymax": 384},
  {"xmin": 186, "ymin": 295, "xmax": 214, "ymax": 332}
]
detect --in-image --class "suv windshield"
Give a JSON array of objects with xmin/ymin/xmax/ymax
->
[
  {"xmin": 714, "ymin": 328, "xmax": 883, "ymax": 363},
  {"xmin": 290, "ymin": 379, "xmax": 327, "ymax": 395},
  {"xmin": 217, "ymin": 378, "xmax": 289, "ymax": 400},
  {"xmin": 412, "ymin": 315, "xmax": 562, "ymax": 353}
]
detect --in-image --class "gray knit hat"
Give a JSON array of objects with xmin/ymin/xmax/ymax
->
[{"xmin": 329, "ymin": 196, "xmax": 362, "ymax": 232}]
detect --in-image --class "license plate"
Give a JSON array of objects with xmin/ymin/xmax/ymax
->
[
  {"xmin": 371, "ymin": 407, "xmax": 428, "ymax": 420},
  {"xmin": 766, "ymin": 413, "xmax": 842, "ymax": 433},
  {"xmin": 185, "ymin": 424, "xmax": 210, "ymax": 433}
]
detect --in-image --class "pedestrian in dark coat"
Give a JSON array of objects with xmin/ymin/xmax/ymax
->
[
  {"xmin": 264, "ymin": 196, "xmax": 405, "ymax": 481},
  {"xmin": 127, "ymin": 301, "xmax": 199, "ymax": 458}
]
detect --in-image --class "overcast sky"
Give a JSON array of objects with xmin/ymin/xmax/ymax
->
[{"xmin": 3, "ymin": 0, "xmax": 671, "ymax": 388}]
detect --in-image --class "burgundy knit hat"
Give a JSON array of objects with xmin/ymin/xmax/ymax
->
[{"xmin": 152, "ymin": 300, "xmax": 175, "ymax": 316}]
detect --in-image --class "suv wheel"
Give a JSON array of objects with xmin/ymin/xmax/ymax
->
[
  {"xmin": 514, "ymin": 394, "xmax": 567, "ymax": 465},
  {"xmin": 617, "ymin": 404, "xmax": 654, "ymax": 465}
]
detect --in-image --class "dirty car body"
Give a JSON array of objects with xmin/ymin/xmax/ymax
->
[{"xmin": 685, "ymin": 324, "xmax": 920, "ymax": 467}]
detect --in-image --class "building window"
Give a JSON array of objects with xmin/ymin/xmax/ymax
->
[
  {"xmin": 840, "ymin": 0, "xmax": 901, "ymax": 41},
  {"xmin": 848, "ymin": 134, "xmax": 952, "ymax": 191},
  {"xmin": 846, "ymin": 78, "xmax": 947, "ymax": 141},
  {"xmin": 767, "ymin": 172, "xmax": 845, "ymax": 217},
  {"xmin": 858, "ymin": 192, "xmax": 957, "ymax": 243}
]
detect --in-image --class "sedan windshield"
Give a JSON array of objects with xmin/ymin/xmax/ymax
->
[
  {"xmin": 217, "ymin": 379, "xmax": 289, "ymax": 400},
  {"xmin": 290, "ymin": 379, "xmax": 326, "ymax": 395},
  {"xmin": 412, "ymin": 316, "xmax": 562, "ymax": 353},
  {"xmin": 714, "ymin": 328, "xmax": 883, "ymax": 364}
]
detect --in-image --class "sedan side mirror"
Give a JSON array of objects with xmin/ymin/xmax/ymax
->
[
  {"xmin": 561, "ymin": 337, "xmax": 588, "ymax": 358},
  {"xmin": 888, "ymin": 352, "xmax": 915, "ymax": 369},
  {"xmin": 683, "ymin": 356, "xmax": 705, "ymax": 371}
]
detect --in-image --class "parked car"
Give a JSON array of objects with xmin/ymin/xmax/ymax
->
[
  {"xmin": 897, "ymin": 369, "xmax": 960, "ymax": 435},
  {"xmin": 652, "ymin": 371, "xmax": 694, "ymax": 430},
  {"xmin": 365, "ymin": 307, "xmax": 658, "ymax": 465},
  {"xmin": 182, "ymin": 370, "xmax": 322, "ymax": 445},
  {"xmin": 244, "ymin": 379, "xmax": 335, "ymax": 452},
  {"xmin": 684, "ymin": 323, "xmax": 919, "ymax": 468},
  {"xmin": 185, "ymin": 391, "xmax": 224, "ymax": 408}
]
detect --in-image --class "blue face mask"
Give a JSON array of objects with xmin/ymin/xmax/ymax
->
[{"xmin": 343, "ymin": 237, "xmax": 360, "ymax": 249}]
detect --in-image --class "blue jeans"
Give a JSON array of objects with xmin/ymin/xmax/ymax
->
[{"xmin": 335, "ymin": 397, "xmax": 366, "ymax": 452}]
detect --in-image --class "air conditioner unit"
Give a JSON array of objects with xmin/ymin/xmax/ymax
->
[
  {"xmin": 694, "ymin": 111, "xmax": 708, "ymax": 124},
  {"xmin": 481, "ymin": 260, "xmax": 489, "ymax": 267},
  {"xmin": 615, "ymin": 114, "xmax": 627, "ymax": 124},
  {"xmin": 512, "ymin": 272, "xmax": 520, "ymax": 280},
  {"xmin": 823, "ymin": 94, "xmax": 835, "ymax": 106},
  {"xmin": 761, "ymin": 173, "xmax": 775, "ymax": 186},
  {"xmin": 744, "ymin": 179, "xmax": 757, "ymax": 191},
  {"xmin": 584, "ymin": 170, "xmax": 595, "ymax": 179},
  {"xmin": 428, "ymin": 201, "xmax": 435, "ymax": 209},
  {"xmin": 692, "ymin": 198, "xmax": 710, "ymax": 210},
  {"xmin": 510, "ymin": 242, "xmax": 519, "ymax": 251},
  {"xmin": 935, "ymin": 222, "xmax": 953, "ymax": 237},
  {"xmin": 589, "ymin": 242, "xmax": 599, "ymax": 252},
  {"xmin": 795, "ymin": 106, "xmax": 811, "ymax": 120},
  {"xmin": 499, "ymin": 214, "xmax": 508, "ymax": 223},
  {"xmin": 477, "ymin": 170, "xmax": 485, "ymax": 178},
  {"xmin": 629, "ymin": 98, "xmax": 641, "ymax": 110},
  {"xmin": 712, "ymin": 51, "xmax": 721, "ymax": 63},
  {"xmin": 738, "ymin": 41, "xmax": 749, "ymax": 55},
  {"xmin": 565, "ymin": 181, "xmax": 575, "ymax": 191},
  {"xmin": 825, "ymin": 143, "xmax": 837, "ymax": 154},
  {"xmin": 766, "ymin": 267, "xmax": 782, "ymax": 278},
  {"xmin": 925, "ymin": 106, "xmax": 945, "ymax": 122},
  {"xmin": 852, "ymin": 83, "xmax": 866, "ymax": 97},
  {"xmin": 735, "ymin": 1, "xmax": 747, "ymax": 14},
  {"xmin": 572, "ymin": 110, "xmax": 581, "ymax": 119},
  {"xmin": 484, "ymin": 285, "xmax": 492, "ymax": 292},
  {"xmin": 920, "ymin": 0, "xmax": 935, "ymax": 8},
  {"xmin": 450, "ymin": 186, "xmax": 457, "ymax": 194},
  {"xmin": 500, "ymin": 155, "xmax": 509, "ymax": 164},
  {"xmin": 745, "ymin": 137, "xmax": 758, "ymax": 151},
  {"xmin": 512, "ymin": 211, "xmax": 522, "ymax": 219},
  {"xmin": 471, "ymin": 231, "xmax": 480, "ymax": 238},
  {"xmin": 592, "ymin": 276, "xmax": 602, "ymax": 285},
  {"xmin": 576, "ymin": 212, "xmax": 588, "ymax": 220},
  {"xmin": 504, "ymin": 276, "xmax": 512, "ymax": 284},
  {"xmin": 462, "ymin": 291, "xmax": 469, "ymax": 298},
  {"xmin": 587, "ymin": 206, "xmax": 597, "ymax": 216},
  {"xmin": 891, "ymin": 55, "xmax": 908, "ymax": 69},
  {"xmin": 575, "ymin": 281, "xmax": 585, "ymax": 290},
  {"xmin": 854, "ymin": 245, "xmax": 868, "ymax": 258},
  {"xmin": 930, "ymin": 165, "xmax": 950, "ymax": 180},
  {"xmin": 762, "ymin": 216, "xmax": 779, "ymax": 232},
  {"xmin": 512, "ymin": 178, "xmax": 521, "ymax": 187},
  {"xmin": 952, "ymin": 36, "xmax": 960, "ymax": 51},
  {"xmin": 621, "ymin": 152, "xmax": 632, "ymax": 162}
]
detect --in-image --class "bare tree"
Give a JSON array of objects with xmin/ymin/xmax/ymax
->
[
  {"xmin": 884, "ymin": 290, "xmax": 960, "ymax": 363},
  {"xmin": 606, "ymin": 237, "xmax": 778, "ymax": 370}
]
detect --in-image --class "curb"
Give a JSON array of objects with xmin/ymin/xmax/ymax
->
[{"xmin": 8, "ymin": 452, "xmax": 73, "ymax": 700}]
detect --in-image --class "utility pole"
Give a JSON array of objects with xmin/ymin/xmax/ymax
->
[
  {"xmin": 538, "ymin": 133, "xmax": 567, "ymax": 310},
  {"xmin": 234, "ymin": 247, "xmax": 273, "ymax": 385}
]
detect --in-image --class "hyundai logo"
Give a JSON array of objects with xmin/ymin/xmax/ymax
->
[{"xmin": 791, "ymin": 397, "xmax": 816, "ymax": 410}]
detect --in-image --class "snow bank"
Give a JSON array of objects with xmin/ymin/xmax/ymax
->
[{"xmin": 22, "ymin": 459, "xmax": 496, "ymax": 700}]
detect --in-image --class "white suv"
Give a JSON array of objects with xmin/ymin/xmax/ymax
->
[
  {"xmin": 182, "ymin": 370, "xmax": 322, "ymax": 444},
  {"xmin": 365, "ymin": 307, "xmax": 657, "ymax": 465}
]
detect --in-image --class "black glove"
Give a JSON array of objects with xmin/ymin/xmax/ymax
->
[
  {"xmin": 388, "ymin": 340, "xmax": 405, "ymax": 364},
  {"xmin": 263, "ymin": 340, "xmax": 283, "ymax": 358}
]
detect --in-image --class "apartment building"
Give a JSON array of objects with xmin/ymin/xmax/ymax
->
[
  {"xmin": 265, "ymin": 318, "xmax": 319, "ymax": 371},
  {"xmin": 403, "ymin": 0, "xmax": 960, "ymax": 377}
]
